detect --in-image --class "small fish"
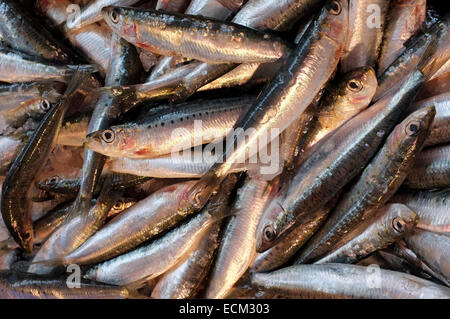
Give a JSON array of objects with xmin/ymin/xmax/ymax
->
[
  {"xmin": 391, "ymin": 189, "xmax": 450, "ymax": 234},
  {"xmin": 315, "ymin": 204, "xmax": 418, "ymax": 264},
  {"xmin": 340, "ymin": 0, "xmax": 389, "ymax": 72},
  {"xmin": 251, "ymin": 264, "xmax": 450, "ymax": 298},
  {"xmin": 84, "ymin": 96, "xmax": 252, "ymax": 158},
  {"xmin": 66, "ymin": 0, "xmax": 140, "ymax": 30},
  {"xmin": 1, "ymin": 70, "xmax": 88, "ymax": 252},
  {"xmin": 84, "ymin": 175, "xmax": 239, "ymax": 286},
  {"xmin": 102, "ymin": 6, "xmax": 292, "ymax": 64},
  {"xmin": 404, "ymin": 143, "xmax": 450, "ymax": 189},
  {"xmin": 0, "ymin": 48, "xmax": 95, "ymax": 83},
  {"xmin": 378, "ymin": 0, "xmax": 426, "ymax": 75},
  {"xmin": 183, "ymin": 0, "xmax": 349, "ymax": 214},
  {"xmin": 294, "ymin": 105, "xmax": 435, "ymax": 263},
  {"xmin": 405, "ymin": 229, "xmax": 450, "ymax": 285},
  {"xmin": 0, "ymin": 270, "xmax": 143, "ymax": 299}
]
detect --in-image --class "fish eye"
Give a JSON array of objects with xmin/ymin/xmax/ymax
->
[
  {"xmin": 347, "ymin": 79, "xmax": 362, "ymax": 92},
  {"xmin": 113, "ymin": 199, "xmax": 124, "ymax": 210},
  {"xmin": 405, "ymin": 120, "xmax": 421, "ymax": 136},
  {"xmin": 48, "ymin": 176, "xmax": 60, "ymax": 185},
  {"xmin": 110, "ymin": 9, "xmax": 120, "ymax": 24},
  {"xmin": 263, "ymin": 225, "xmax": 276, "ymax": 242},
  {"xmin": 102, "ymin": 129, "xmax": 115, "ymax": 143},
  {"xmin": 23, "ymin": 232, "xmax": 31, "ymax": 240},
  {"xmin": 392, "ymin": 217, "xmax": 406, "ymax": 233},
  {"xmin": 327, "ymin": 0, "xmax": 342, "ymax": 15},
  {"xmin": 40, "ymin": 99, "xmax": 51, "ymax": 111}
]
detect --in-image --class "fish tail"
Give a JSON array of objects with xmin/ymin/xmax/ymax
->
[{"xmin": 65, "ymin": 65, "xmax": 99, "ymax": 85}]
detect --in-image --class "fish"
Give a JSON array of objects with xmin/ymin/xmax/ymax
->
[
  {"xmin": 302, "ymin": 66, "xmax": 378, "ymax": 149},
  {"xmin": 1, "ymin": 70, "xmax": 89, "ymax": 252},
  {"xmin": 405, "ymin": 229, "xmax": 450, "ymax": 285},
  {"xmin": 28, "ymin": 175, "xmax": 123, "ymax": 274},
  {"xmin": 50, "ymin": 180, "xmax": 197, "ymax": 266},
  {"xmin": 293, "ymin": 105, "xmax": 435, "ymax": 263},
  {"xmin": 391, "ymin": 189, "xmax": 450, "ymax": 234},
  {"xmin": 251, "ymin": 205, "xmax": 331, "ymax": 273},
  {"xmin": 340, "ymin": 0, "xmax": 389, "ymax": 72},
  {"xmin": 315, "ymin": 204, "xmax": 418, "ymax": 264},
  {"xmin": 102, "ymin": 6, "xmax": 292, "ymax": 65},
  {"xmin": 0, "ymin": 0, "xmax": 74, "ymax": 63},
  {"xmin": 183, "ymin": 0, "xmax": 349, "ymax": 214},
  {"xmin": 66, "ymin": 0, "xmax": 140, "ymax": 30},
  {"xmin": 0, "ymin": 249, "xmax": 18, "ymax": 270},
  {"xmin": 66, "ymin": 34, "xmax": 141, "ymax": 245},
  {"xmin": 408, "ymin": 92, "xmax": 450, "ymax": 146},
  {"xmin": 0, "ymin": 47, "xmax": 95, "ymax": 83},
  {"xmin": 374, "ymin": 16, "xmax": 449, "ymax": 101},
  {"xmin": 0, "ymin": 270, "xmax": 143, "ymax": 299},
  {"xmin": 84, "ymin": 175, "xmax": 239, "ymax": 286},
  {"xmin": 254, "ymin": 38, "xmax": 440, "ymax": 253},
  {"xmin": 377, "ymin": 0, "xmax": 427, "ymax": 75},
  {"xmin": 403, "ymin": 143, "xmax": 450, "ymax": 189},
  {"xmin": 150, "ymin": 220, "xmax": 222, "ymax": 299},
  {"xmin": 156, "ymin": 0, "xmax": 190, "ymax": 13},
  {"xmin": 250, "ymin": 264, "xmax": 450, "ymax": 298},
  {"xmin": 84, "ymin": 96, "xmax": 253, "ymax": 158},
  {"xmin": 205, "ymin": 177, "xmax": 275, "ymax": 299},
  {"xmin": 56, "ymin": 112, "xmax": 90, "ymax": 147}
]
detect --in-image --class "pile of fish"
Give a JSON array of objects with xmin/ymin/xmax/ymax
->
[{"xmin": 0, "ymin": 0, "xmax": 449, "ymax": 299}]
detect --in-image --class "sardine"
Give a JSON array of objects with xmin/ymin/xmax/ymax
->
[
  {"xmin": 340, "ymin": 0, "xmax": 389, "ymax": 72},
  {"xmin": 251, "ymin": 264, "xmax": 450, "ymax": 298},
  {"xmin": 404, "ymin": 143, "xmax": 450, "ymax": 189},
  {"xmin": 405, "ymin": 229, "xmax": 450, "ymax": 285},
  {"xmin": 102, "ymin": 6, "xmax": 292, "ymax": 64},
  {"xmin": 316, "ymin": 204, "xmax": 418, "ymax": 264},
  {"xmin": 378, "ymin": 0, "xmax": 426, "ymax": 75},
  {"xmin": 1, "ymin": 70, "xmax": 88, "ymax": 252},
  {"xmin": 391, "ymin": 189, "xmax": 450, "ymax": 234},
  {"xmin": 294, "ymin": 105, "xmax": 435, "ymax": 263},
  {"xmin": 85, "ymin": 96, "xmax": 253, "ymax": 158},
  {"xmin": 183, "ymin": 0, "xmax": 349, "ymax": 213}
]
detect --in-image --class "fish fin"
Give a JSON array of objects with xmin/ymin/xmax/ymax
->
[
  {"xmin": 63, "ymin": 67, "xmax": 95, "ymax": 98},
  {"xmin": 179, "ymin": 171, "xmax": 223, "ymax": 214}
]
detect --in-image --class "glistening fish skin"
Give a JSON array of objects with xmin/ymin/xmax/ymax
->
[
  {"xmin": 85, "ymin": 176, "xmax": 238, "ymax": 286},
  {"xmin": 255, "ymin": 68, "xmax": 428, "ymax": 253},
  {"xmin": 294, "ymin": 105, "xmax": 435, "ymax": 263},
  {"xmin": 377, "ymin": 0, "xmax": 426, "ymax": 75},
  {"xmin": 205, "ymin": 177, "xmax": 275, "ymax": 299},
  {"xmin": 183, "ymin": 0, "xmax": 349, "ymax": 213},
  {"xmin": 102, "ymin": 6, "xmax": 292, "ymax": 64},
  {"xmin": 340, "ymin": 0, "xmax": 389, "ymax": 72},
  {"xmin": 391, "ymin": 189, "xmax": 450, "ymax": 234},
  {"xmin": 0, "ymin": 0, "xmax": 72, "ymax": 63},
  {"xmin": 316, "ymin": 204, "xmax": 418, "ymax": 264},
  {"xmin": 0, "ymin": 271, "xmax": 140, "ymax": 299},
  {"xmin": 58, "ymin": 181, "xmax": 197, "ymax": 266},
  {"xmin": 303, "ymin": 66, "xmax": 378, "ymax": 149},
  {"xmin": 66, "ymin": 0, "xmax": 140, "ymax": 30},
  {"xmin": 408, "ymin": 92, "xmax": 450, "ymax": 146},
  {"xmin": 403, "ymin": 143, "xmax": 450, "ymax": 189},
  {"xmin": 0, "ymin": 48, "xmax": 92, "ymax": 84},
  {"xmin": 405, "ymin": 229, "xmax": 450, "ymax": 285},
  {"xmin": 252, "ymin": 205, "xmax": 330, "ymax": 273},
  {"xmin": 1, "ymin": 71, "xmax": 87, "ymax": 252},
  {"xmin": 85, "ymin": 96, "xmax": 253, "ymax": 158},
  {"xmin": 251, "ymin": 264, "xmax": 450, "ymax": 298}
]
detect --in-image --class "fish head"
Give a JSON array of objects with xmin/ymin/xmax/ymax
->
[
  {"xmin": 84, "ymin": 127, "xmax": 137, "ymax": 157},
  {"xmin": 390, "ymin": 104, "xmax": 436, "ymax": 151},
  {"xmin": 36, "ymin": 175, "xmax": 61, "ymax": 192},
  {"xmin": 383, "ymin": 203, "xmax": 419, "ymax": 236},
  {"xmin": 342, "ymin": 66, "xmax": 378, "ymax": 109},
  {"xmin": 320, "ymin": 0, "xmax": 349, "ymax": 46},
  {"xmin": 255, "ymin": 197, "xmax": 286, "ymax": 253},
  {"xmin": 102, "ymin": 6, "xmax": 137, "ymax": 42}
]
